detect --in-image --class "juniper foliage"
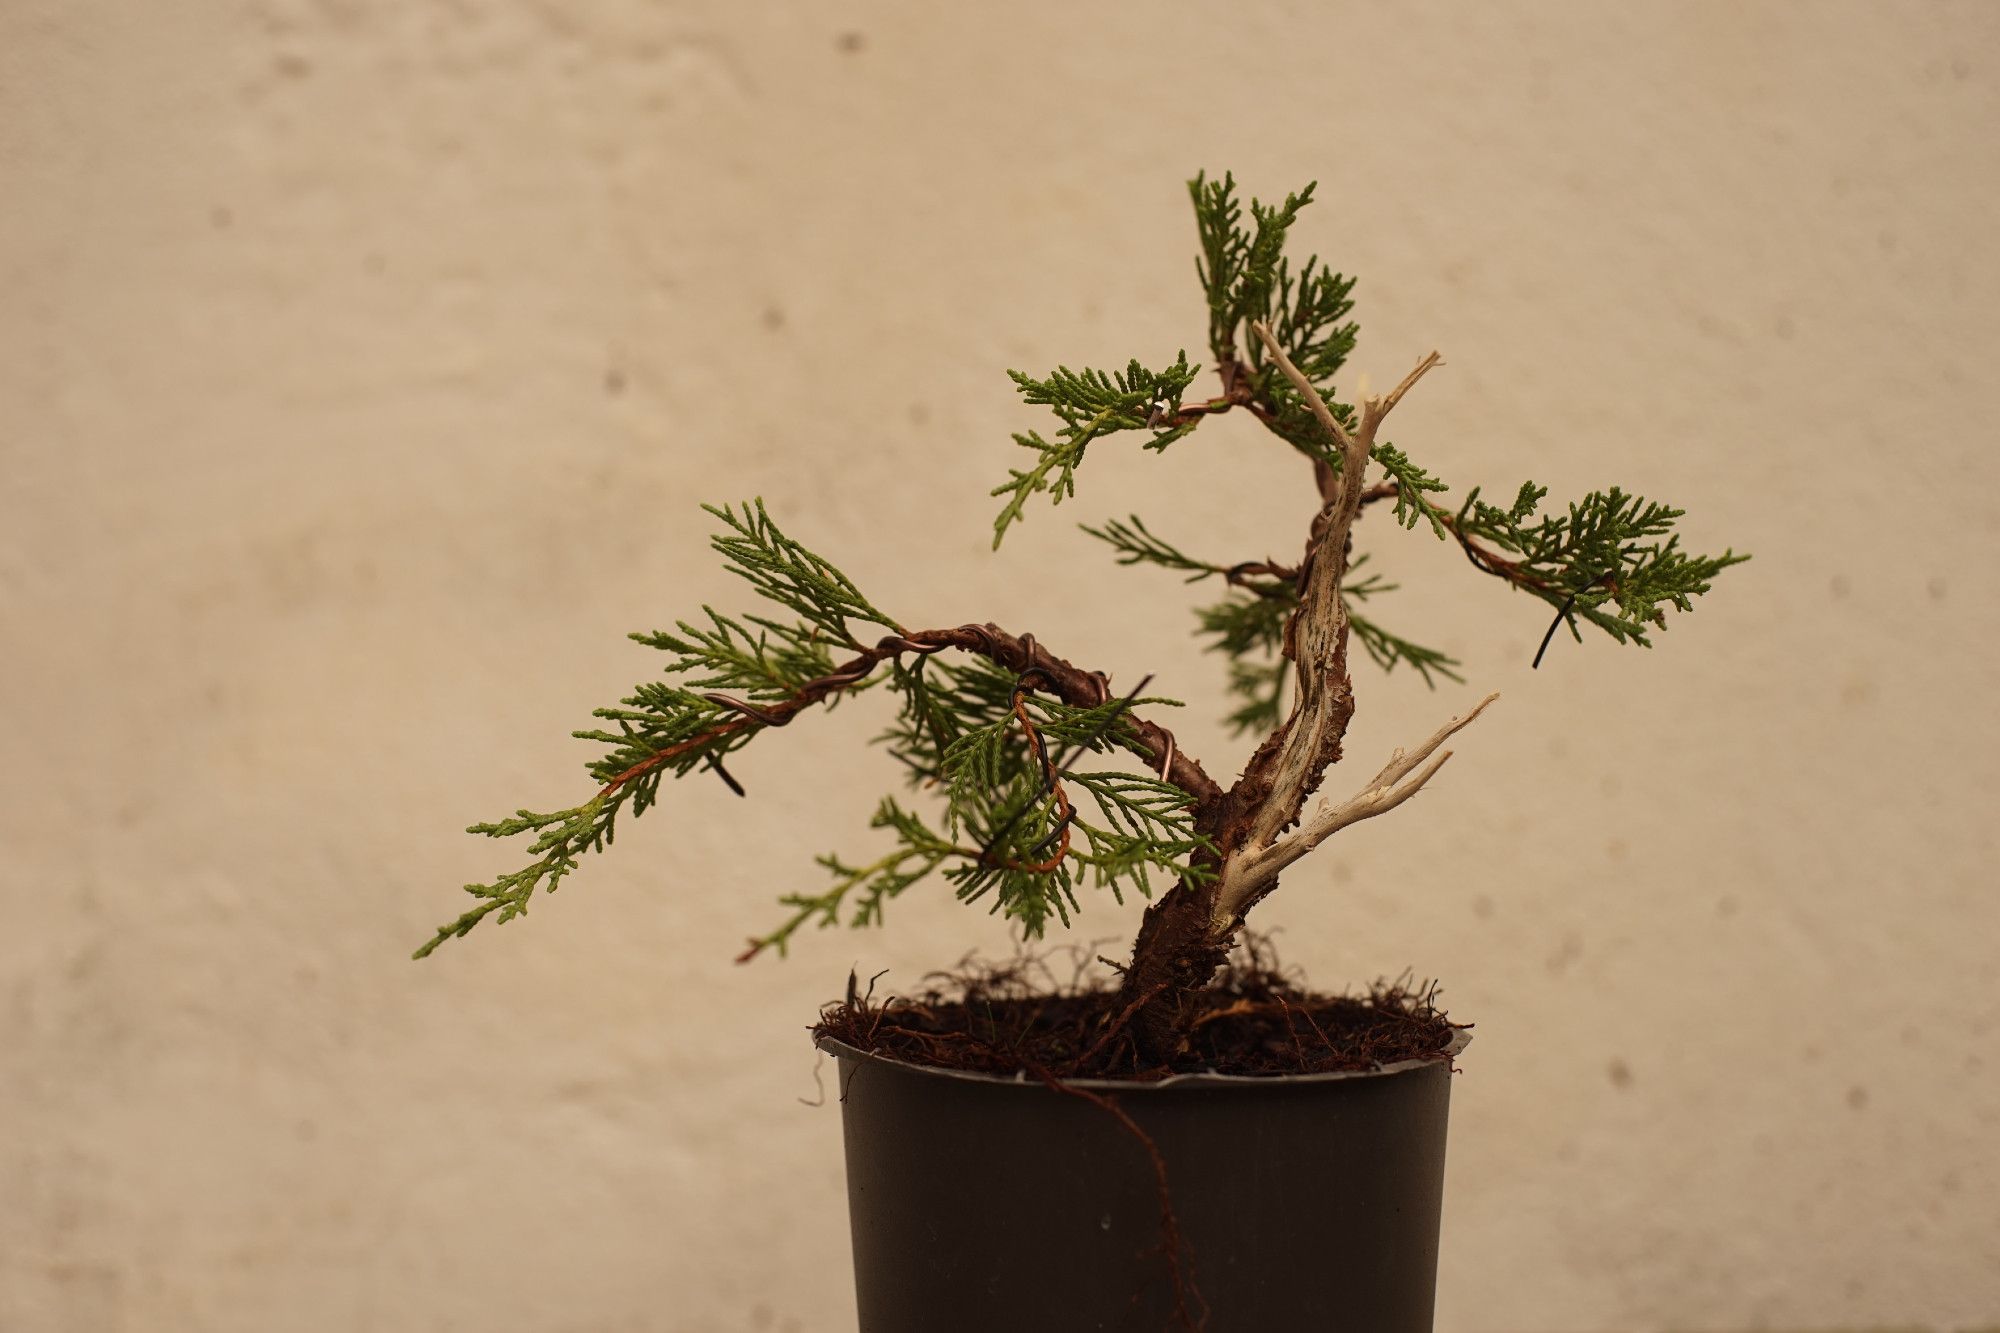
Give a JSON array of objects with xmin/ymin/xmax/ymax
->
[
  {"xmin": 1451, "ymin": 483, "xmax": 1748, "ymax": 645},
  {"xmin": 421, "ymin": 171, "xmax": 1743, "ymax": 963},
  {"xmin": 418, "ymin": 503, "xmax": 1209, "ymax": 960},
  {"xmin": 990, "ymin": 356, "xmax": 1202, "ymax": 547},
  {"xmin": 1026, "ymin": 176, "xmax": 1740, "ymax": 733}
]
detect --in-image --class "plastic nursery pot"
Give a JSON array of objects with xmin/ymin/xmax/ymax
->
[{"xmin": 819, "ymin": 1031, "xmax": 1468, "ymax": 1333}]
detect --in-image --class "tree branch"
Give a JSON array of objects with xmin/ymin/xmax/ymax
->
[
  {"xmin": 602, "ymin": 622, "xmax": 1222, "ymax": 808},
  {"xmin": 1358, "ymin": 477, "xmax": 1565, "ymax": 596},
  {"xmin": 1223, "ymin": 559, "xmax": 1299, "ymax": 592},
  {"xmin": 1211, "ymin": 693, "xmax": 1498, "ymax": 922},
  {"xmin": 1361, "ymin": 349, "xmax": 1443, "ymax": 437}
]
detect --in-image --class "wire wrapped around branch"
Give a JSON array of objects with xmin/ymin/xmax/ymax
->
[
  {"xmin": 598, "ymin": 623, "xmax": 1220, "ymax": 808},
  {"xmin": 980, "ymin": 679, "xmax": 1076, "ymax": 874}
]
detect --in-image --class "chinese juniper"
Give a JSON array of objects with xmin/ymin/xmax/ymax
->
[{"xmin": 420, "ymin": 171, "xmax": 1744, "ymax": 1061}]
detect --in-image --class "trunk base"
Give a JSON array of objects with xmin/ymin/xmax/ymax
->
[
  {"xmin": 814, "ymin": 958, "xmax": 1461, "ymax": 1080},
  {"xmin": 1117, "ymin": 882, "xmax": 1234, "ymax": 1061}
]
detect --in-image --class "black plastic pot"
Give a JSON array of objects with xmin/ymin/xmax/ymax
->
[{"xmin": 820, "ymin": 1032, "xmax": 1467, "ymax": 1332}]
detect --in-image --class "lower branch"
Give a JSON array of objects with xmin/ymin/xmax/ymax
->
[{"xmin": 605, "ymin": 622, "xmax": 1221, "ymax": 807}]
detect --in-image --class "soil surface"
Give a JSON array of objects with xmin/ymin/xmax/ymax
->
[{"xmin": 814, "ymin": 945, "xmax": 1465, "ymax": 1081}]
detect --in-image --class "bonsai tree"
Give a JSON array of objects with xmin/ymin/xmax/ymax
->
[{"xmin": 418, "ymin": 173, "xmax": 1742, "ymax": 1064}]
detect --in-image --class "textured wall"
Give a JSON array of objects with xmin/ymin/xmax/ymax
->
[{"xmin": 4, "ymin": 3, "xmax": 1997, "ymax": 1330}]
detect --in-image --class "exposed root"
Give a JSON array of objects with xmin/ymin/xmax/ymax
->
[{"xmin": 1024, "ymin": 1065, "xmax": 1206, "ymax": 1331}]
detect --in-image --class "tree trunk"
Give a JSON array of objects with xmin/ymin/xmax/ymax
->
[
  {"xmin": 1111, "ymin": 335, "xmax": 1468, "ymax": 1066},
  {"xmin": 1118, "ymin": 879, "xmax": 1232, "ymax": 1062}
]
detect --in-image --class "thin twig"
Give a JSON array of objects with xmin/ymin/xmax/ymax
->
[{"xmin": 704, "ymin": 754, "xmax": 747, "ymax": 797}]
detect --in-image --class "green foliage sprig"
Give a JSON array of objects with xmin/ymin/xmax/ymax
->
[
  {"xmin": 704, "ymin": 500, "xmax": 902, "ymax": 646},
  {"xmin": 1191, "ymin": 173, "xmax": 1357, "ymax": 387},
  {"xmin": 1452, "ymin": 483, "xmax": 1749, "ymax": 646},
  {"xmin": 991, "ymin": 356, "xmax": 1201, "ymax": 547}
]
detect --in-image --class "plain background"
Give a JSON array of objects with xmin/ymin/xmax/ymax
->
[{"xmin": 4, "ymin": 3, "xmax": 1997, "ymax": 1330}]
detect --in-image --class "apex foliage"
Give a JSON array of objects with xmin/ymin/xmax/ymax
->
[{"xmin": 1022, "ymin": 173, "xmax": 1743, "ymax": 738}]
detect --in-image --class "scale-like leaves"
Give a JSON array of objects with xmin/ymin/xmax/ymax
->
[
  {"xmin": 415, "ymin": 796, "xmax": 615, "ymax": 959},
  {"xmin": 1454, "ymin": 483, "xmax": 1750, "ymax": 646},
  {"xmin": 991, "ymin": 355, "xmax": 1202, "ymax": 546},
  {"xmin": 1192, "ymin": 172, "xmax": 1349, "ymax": 375},
  {"xmin": 629, "ymin": 609, "xmax": 840, "ymax": 702},
  {"xmin": 706, "ymin": 500, "xmax": 901, "ymax": 646},
  {"xmin": 421, "ymin": 504, "xmax": 908, "ymax": 959},
  {"xmin": 740, "ymin": 798, "xmax": 961, "ymax": 959}
]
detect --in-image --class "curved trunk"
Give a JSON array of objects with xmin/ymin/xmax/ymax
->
[{"xmin": 1113, "ymin": 335, "xmax": 1462, "ymax": 1065}]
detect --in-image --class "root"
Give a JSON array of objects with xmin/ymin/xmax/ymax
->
[{"xmin": 1026, "ymin": 1065, "xmax": 1206, "ymax": 1331}]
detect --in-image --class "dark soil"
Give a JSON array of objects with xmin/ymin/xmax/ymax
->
[{"xmin": 813, "ymin": 942, "xmax": 1466, "ymax": 1081}]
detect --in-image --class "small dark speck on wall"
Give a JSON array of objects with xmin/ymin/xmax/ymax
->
[
  {"xmin": 761, "ymin": 305, "xmax": 786, "ymax": 332},
  {"xmin": 1846, "ymin": 1084, "xmax": 1870, "ymax": 1110},
  {"xmin": 1607, "ymin": 1058, "xmax": 1633, "ymax": 1090},
  {"xmin": 836, "ymin": 31, "xmax": 865, "ymax": 54},
  {"xmin": 604, "ymin": 368, "xmax": 627, "ymax": 396}
]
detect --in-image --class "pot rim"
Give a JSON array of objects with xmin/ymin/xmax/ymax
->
[{"xmin": 815, "ymin": 1027, "xmax": 1469, "ymax": 1093}]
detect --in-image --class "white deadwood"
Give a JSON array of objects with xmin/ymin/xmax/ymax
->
[
  {"xmin": 1211, "ymin": 692, "xmax": 1500, "ymax": 923},
  {"xmin": 1207, "ymin": 326, "xmax": 1486, "ymax": 933}
]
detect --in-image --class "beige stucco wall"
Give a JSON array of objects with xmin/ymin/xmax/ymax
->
[{"xmin": 4, "ymin": 2, "xmax": 1997, "ymax": 1329}]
